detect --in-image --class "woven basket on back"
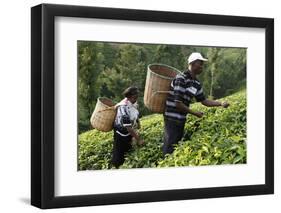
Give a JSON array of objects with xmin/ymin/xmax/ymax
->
[
  {"xmin": 90, "ymin": 97, "xmax": 116, "ymax": 132},
  {"xmin": 144, "ymin": 64, "xmax": 181, "ymax": 113}
]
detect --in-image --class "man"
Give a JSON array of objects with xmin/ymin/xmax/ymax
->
[{"xmin": 163, "ymin": 52, "xmax": 230, "ymax": 155}]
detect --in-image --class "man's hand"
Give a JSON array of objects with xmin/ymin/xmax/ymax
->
[
  {"xmin": 194, "ymin": 111, "xmax": 204, "ymax": 118},
  {"xmin": 221, "ymin": 102, "xmax": 230, "ymax": 108}
]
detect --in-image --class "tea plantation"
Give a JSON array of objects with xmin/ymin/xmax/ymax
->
[{"xmin": 79, "ymin": 90, "xmax": 246, "ymax": 170}]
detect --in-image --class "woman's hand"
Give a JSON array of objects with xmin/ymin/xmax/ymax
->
[{"xmin": 126, "ymin": 127, "xmax": 144, "ymax": 145}]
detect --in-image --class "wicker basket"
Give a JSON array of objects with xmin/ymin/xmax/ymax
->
[
  {"xmin": 90, "ymin": 97, "xmax": 116, "ymax": 132},
  {"xmin": 144, "ymin": 64, "xmax": 180, "ymax": 113}
]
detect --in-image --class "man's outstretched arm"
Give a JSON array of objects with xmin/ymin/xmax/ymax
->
[{"xmin": 201, "ymin": 99, "xmax": 229, "ymax": 108}]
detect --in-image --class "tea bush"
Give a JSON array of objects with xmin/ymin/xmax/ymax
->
[{"xmin": 79, "ymin": 90, "xmax": 246, "ymax": 170}]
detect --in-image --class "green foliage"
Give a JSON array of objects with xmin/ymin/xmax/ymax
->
[
  {"xmin": 98, "ymin": 44, "xmax": 147, "ymax": 100},
  {"xmin": 78, "ymin": 90, "xmax": 247, "ymax": 170},
  {"xmin": 78, "ymin": 41, "xmax": 106, "ymax": 132},
  {"xmin": 158, "ymin": 90, "xmax": 246, "ymax": 167},
  {"xmin": 79, "ymin": 130, "xmax": 114, "ymax": 170},
  {"xmin": 120, "ymin": 114, "xmax": 165, "ymax": 168},
  {"xmin": 198, "ymin": 48, "xmax": 247, "ymax": 98},
  {"xmin": 152, "ymin": 45, "xmax": 186, "ymax": 70}
]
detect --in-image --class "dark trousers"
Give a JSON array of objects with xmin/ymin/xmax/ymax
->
[
  {"xmin": 163, "ymin": 117, "xmax": 185, "ymax": 155},
  {"xmin": 112, "ymin": 130, "xmax": 132, "ymax": 168}
]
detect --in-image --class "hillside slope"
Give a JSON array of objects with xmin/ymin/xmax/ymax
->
[{"xmin": 79, "ymin": 90, "xmax": 246, "ymax": 170}]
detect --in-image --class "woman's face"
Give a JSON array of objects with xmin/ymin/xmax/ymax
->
[{"xmin": 128, "ymin": 94, "xmax": 138, "ymax": 104}]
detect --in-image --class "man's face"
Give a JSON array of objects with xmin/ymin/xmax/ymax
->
[{"xmin": 191, "ymin": 60, "xmax": 204, "ymax": 74}]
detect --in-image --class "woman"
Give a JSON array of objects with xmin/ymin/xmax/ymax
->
[{"xmin": 112, "ymin": 86, "xmax": 144, "ymax": 168}]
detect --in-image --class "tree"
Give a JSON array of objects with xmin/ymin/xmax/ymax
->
[
  {"xmin": 78, "ymin": 42, "xmax": 105, "ymax": 132},
  {"xmin": 152, "ymin": 44, "xmax": 185, "ymax": 70},
  {"xmin": 207, "ymin": 48, "xmax": 221, "ymax": 99},
  {"xmin": 98, "ymin": 44, "xmax": 150, "ymax": 116}
]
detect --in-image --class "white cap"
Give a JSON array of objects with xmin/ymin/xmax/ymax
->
[{"xmin": 187, "ymin": 52, "xmax": 208, "ymax": 64}]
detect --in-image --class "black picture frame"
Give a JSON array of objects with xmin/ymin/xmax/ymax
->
[{"xmin": 31, "ymin": 3, "xmax": 274, "ymax": 209}]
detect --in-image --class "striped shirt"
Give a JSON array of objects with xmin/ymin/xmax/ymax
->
[{"xmin": 164, "ymin": 70, "xmax": 206, "ymax": 121}]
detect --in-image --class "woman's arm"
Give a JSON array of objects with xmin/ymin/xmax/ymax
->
[{"xmin": 126, "ymin": 127, "xmax": 144, "ymax": 145}]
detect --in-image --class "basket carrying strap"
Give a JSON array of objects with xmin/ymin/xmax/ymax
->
[
  {"xmin": 90, "ymin": 106, "xmax": 116, "ymax": 121},
  {"xmin": 147, "ymin": 90, "xmax": 170, "ymax": 106},
  {"xmin": 96, "ymin": 106, "xmax": 117, "ymax": 113}
]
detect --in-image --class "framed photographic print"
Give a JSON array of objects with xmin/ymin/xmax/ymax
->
[{"xmin": 31, "ymin": 3, "xmax": 274, "ymax": 209}]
